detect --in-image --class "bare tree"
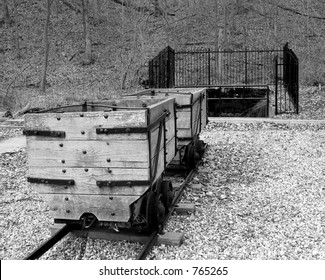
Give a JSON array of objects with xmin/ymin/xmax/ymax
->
[
  {"xmin": 91, "ymin": 0, "xmax": 100, "ymax": 25},
  {"xmin": 40, "ymin": 0, "xmax": 53, "ymax": 92},
  {"xmin": 13, "ymin": 0, "xmax": 20, "ymax": 59},
  {"xmin": 82, "ymin": 0, "xmax": 93, "ymax": 65},
  {"xmin": 0, "ymin": 0, "xmax": 13, "ymax": 25}
]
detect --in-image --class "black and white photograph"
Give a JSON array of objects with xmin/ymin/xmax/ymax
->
[{"xmin": 1, "ymin": 0, "xmax": 325, "ymax": 279}]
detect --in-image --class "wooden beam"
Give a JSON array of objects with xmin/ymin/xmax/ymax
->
[
  {"xmin": 174, "ymin": 203, "xmax": 195, "ymax": 214},
  {"xmin": 50, "ymin": 224, "xmax": 183, "ymax": 246}
]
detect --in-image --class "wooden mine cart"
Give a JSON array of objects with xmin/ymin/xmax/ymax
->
[
  {"xmin": 24, "ymin": 98, "xmax": 176, "ymax": 230},
  {"xmin": 127, "ymin": 88, "xmax": 207, "ymax": 169}
]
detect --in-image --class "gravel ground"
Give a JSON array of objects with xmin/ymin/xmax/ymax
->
[
  {"xmin": 149, "ymin": 122, "xmax": 325, "ymax": 259},
  {"xmin": 1, "ymin": 121, "xmax": 325, "ymax": 260}
]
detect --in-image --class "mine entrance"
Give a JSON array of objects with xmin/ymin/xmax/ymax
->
[{"xmin": 148, "ymin": 43, "xmax": 299, "ymax": 117}]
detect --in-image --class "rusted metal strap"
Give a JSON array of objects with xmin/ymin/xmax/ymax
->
[
  {"xmin": 27, "ymin": 177, "xmax": 75, "ymax": 186},
  {"xmin": 96, "ymin": 180, "xmax": 151, "ymax": 188},
  {"xmin": 23, "ymin": 130, "xmax": 66, "ymax": 138}
]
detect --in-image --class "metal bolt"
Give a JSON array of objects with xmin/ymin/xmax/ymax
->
[
  {"xmin": 111, "ymin": 213, "xmax": 115, "ymax": 216},
  {"xmin": 106, "ymin": 142, "xmax": 109, "ymax": 145},
  {"xmin": 80, "ymin": 113, "xmax": 84, "ymax": 117},
  {"xmin": 62, "ymin": 169, "xmax": 66, "ymax": 173},
  {"xmin": 81, "ymin": 130, "xmax": 85, "ymax": 135},
  {"xmin": 57, "ymin": 117, "xmax": 61, "ymax": 121},
  {"xmin": 109, "ymin": 197, "xmax": 113, "ymax": 200},
  {"xmin": 107, "ymin": 168, "xmax": 112, "ymax": 173},
  {"xmin": 83, "ymin": 150, "xmax": 87, "ymax": 154},
  {"xmin": 59, "ymin": 143, "xmax": 63, "ymax": 147},
  {"xmin": 61, "ymin": 160, "xmax": 65, "ymax": 164},
  {"xmin": 65, "ymin": 197, "xmax": 69, "ymax": 201},
  {"xmin": 104, "ymin": 114, "xmax": 108, "ymax": 119},
  {"xmin": 66, "ymin": 210, "xmax": 70, "ymax": 213},
  {"xmin": 84, "ymin": 168, "xmax": 88, "ymax": 172},
  {"xmin": 107, "ymin": 158, "xmax": 111, "ymax": 163}
]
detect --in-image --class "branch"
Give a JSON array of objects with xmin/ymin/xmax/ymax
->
[
  {"xmin": 271, "ymin": 2, "xmax": 325, "ymax": 21},
  {"xmin": 61, "ymin": 0, "xmax": 81, "ymax": 14},
  {"xmin": 110, "ymin": 0, "xmax": 175, "ymax": 16}
]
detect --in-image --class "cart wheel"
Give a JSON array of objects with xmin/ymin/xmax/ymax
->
[
  {"xmin": 146, "ymin": 191, "xmax": 165, "ymax": 230},
  {"xmin": 160, "ymin": 180, "xmax": 174, "ymax": 211},
  {"xmin": 184, "ymin": 143, "xmax": 196, "ymax": 170},
  {"xmin": 194, "ymin": 139, "xmax": 205, "ymax": 158}
]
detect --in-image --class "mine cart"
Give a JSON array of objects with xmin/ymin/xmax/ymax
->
[
  {"xmin": 127, "ymin": 88, "xmax": 207, "ymax": 169},
  {"xmin": 24, "ymin": 98, "xmax": 176, "ymax": 230}
]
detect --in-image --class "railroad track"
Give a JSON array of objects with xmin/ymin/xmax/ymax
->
[
  {"xmin": 25, "ymin": 167, "xmax": 197, "ymax": 260},
  {"xmin": 136, "ymin": 168, "xmax": 196, "ymax": 260}
]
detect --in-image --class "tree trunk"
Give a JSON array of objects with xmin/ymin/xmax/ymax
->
[
  {"xmin": 82, "ymin": 0, "xmax": 93, "ymax": 65},
  {"xmin": 13, "ymin": 0, "xmax": 20, "ymax": 59},
  {"xmin": 40, "ymin": 0, "xmax": 52, "ymax": 92},
  {"xmin": 91, "ymin": 0, "xmax": 100, "ymax": 25},
  {"xmin": 0, "ymin": 0, "xmax": 13, "ymax": 25}
]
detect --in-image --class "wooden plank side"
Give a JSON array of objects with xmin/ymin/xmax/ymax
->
[
  {"xmin": 176, "ymin": 110, "xmax": 191, "ymax": 138},
  {"xmin": 165, "ymin": 137, "xmax": 176, "ymax": 166},
  {"xmin": 27, "ymin": 139, "xmax": 149, "ymax": 168},
  {"xmin": 200, "ymin": 89, "xmax": 208, "ymax": 128},
  {"xmin": 29, "ymin": 166, "xmax": 150, "ymax": 182},
  {"xmin": 41, "ymin": 193, "xmax": 138, "ymax": 222},
  {"xmin": 31, "ymin": 181, "xmax": 149, "ymax": 196},
  {"xmin": 149, "ymin": 114, "xmax": 175, "ymax": 157},
  {"xmin": 90, "ymin": 98, "xmax": 161, "ymax": 109},
  {"xmin": 192, "ymin": 99, "xmax": 201, "ymax": 137},
  {"xmin": 129, "ymin": 90, "xmax": 192, "ymax": 107},
  {"xmin": 146, "ymin": 89, "xmax": 193, "ymax": 106},
  {"xmin": 24, "ymin": 110, "xmax": 147, "ymax": 140},
  {"xmin": 151, "ymin": 148, "xmax": 166, "ymax": 184},
  {"xmin": 176, "ymin": 110, "xmax": 191, "ymax": 129},
  {"xmin": 148, "ymin": 97, "xmax": 175, "ymax": 124}
]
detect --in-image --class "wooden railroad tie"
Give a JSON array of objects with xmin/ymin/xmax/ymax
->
[
  {"xmin": 50, "ymin": 224, "xmax": 184, "ymax": 246},
  {"xmin": 49, "ymin": 203, "xmax": 194, "ymax": 246}
]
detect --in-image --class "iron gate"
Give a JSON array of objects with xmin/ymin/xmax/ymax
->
[
  {"xmin": 148, "ymin": 44, "xmax": 299, "ymax": 115},
  {"xmin": 148, "ymin": 46, "xmax": 175, "ymax": 88}
]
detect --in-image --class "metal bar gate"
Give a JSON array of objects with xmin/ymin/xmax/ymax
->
[{"xmin": 148, "ymin": 43, "xmax": 299, "ymax": 115}]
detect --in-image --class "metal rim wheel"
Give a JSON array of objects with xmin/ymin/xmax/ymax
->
[
  {"xmin": 194, "ymin": 139, "xmax": 205, "ymax": 158},
  {"xmin": 160, "ymin": 180, "xmax": 174, "ymax": 211},
  {"xmin": 185, "ymin": 143, "xmax": 196, "ymax": 170},
  {"xmin": 145, "ymin": 191, "xmax": 165, "ymax": 230}
]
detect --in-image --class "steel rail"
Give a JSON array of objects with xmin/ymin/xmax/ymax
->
[
  {"xmin": 25, "ymin": 224, "xmax": 81, "ymax": 260},
  {"xmin": 136, "ymin": 168, "xmax": 196, "ymax": 260}
]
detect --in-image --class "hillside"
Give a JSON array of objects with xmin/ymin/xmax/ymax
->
[{"xmin": 1, "ymin": 0, "xmax": 325, "ymax": 112}]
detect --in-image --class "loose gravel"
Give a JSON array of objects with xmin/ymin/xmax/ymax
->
[{"xmin": 1, "ymin": 121, "xmax": 325, "ymax": 259}]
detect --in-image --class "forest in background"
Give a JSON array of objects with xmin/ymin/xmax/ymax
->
[{"xmin": 1, "ymin": 0, "xmax": 325, "ymax": 111}]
